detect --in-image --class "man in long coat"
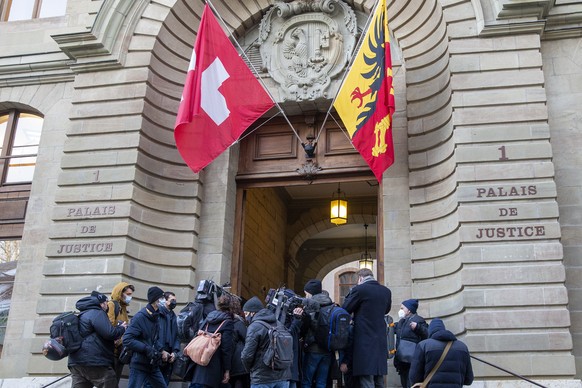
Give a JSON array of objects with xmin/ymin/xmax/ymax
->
[{"xmin": 342, "ymin": 268, "xmax": 392, "ymax": 388}]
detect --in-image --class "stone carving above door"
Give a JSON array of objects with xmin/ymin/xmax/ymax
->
[{"xmin": 257, "ymin": 0, "xmax": 357, "ymax": 102}]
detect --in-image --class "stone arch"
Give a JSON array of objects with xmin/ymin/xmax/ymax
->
[
  {"xmin": 388, "ymin": 0, "xmax": 466, "ymax": 329},
  {"xmin": 131, "ymin": 0, "xmax": 464, "ymax": 315}
]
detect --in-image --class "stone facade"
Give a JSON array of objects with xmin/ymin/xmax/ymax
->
[{"xmin": 0, "ymin": 0, "xmax": 580, "ymax": 386}]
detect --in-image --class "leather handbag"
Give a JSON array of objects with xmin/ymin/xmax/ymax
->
[
  {"xmin": 184, "ymin": 321, "xmax": 225, "ymax": 366},
  {"xmin": 395, "ymin": 339, "xmax": 417, "ymax": 363},
  {"xmin": 411, "ymin": 341, "xmax": 453, "ymax": 388}
]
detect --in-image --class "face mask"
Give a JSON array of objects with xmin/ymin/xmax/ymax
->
[
  {"xmin": 398, "ymin": 309, "xmax": 406, "ymax": 320},
  {"xmin": 158, "ymin": 298, "xmax": 166, "ymax": 307},
  {"xmin": 169, "ymin": 300, "xmax": 177, "ymax": 310},
  {"xmin": 124, "ymin": 295, "xmax": 132, "ymax": 304}
]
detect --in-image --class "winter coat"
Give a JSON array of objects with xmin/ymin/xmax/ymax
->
[
  {"xmin": 191, "ymin": 310, "xmax": 234, "ymax": 387},
  {"xmin": 157, "ymin": 304, "xmax": 180, "ymax": 355},
  {"xmin": 287, "ymin": 314, "xmax": 304, "ymax": 382},
  {"xmin": 230, "ymin": 315, "xmax": 248, "ymax": 377},
  {"xmin": 107, "ymin": 281, "xmax": 132, "ymax": 325},
  {"xmin": 122, "ymin": 304, "xmax": 162, "ymax": 371},
  {"xmin": 342, "ymin": 278, "xmax": 391, "ymax": 376},
  {"xmin": 241, "ymin": 308, "xmax": 292, "ymax": 384},
  {"xmin": 68, "ymin": 295, "xmax": 125, "ymax": 367},
  {"xmin": 304, "ymin": 292, "xmax": 334, "ymax": 354},
  {"xmin": 394, "ymin": 313, "xmax": 428, "ymax": 371},
  {"xmin": 408, "ymin": 320, "xmax": 474, "ymax": 387}
]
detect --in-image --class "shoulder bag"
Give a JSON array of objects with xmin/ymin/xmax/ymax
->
[
  {"xmin": 184, "ymin": 320, "xmax": 225, "ymax": 366},
  {"xmin": 396, "ymin": 339, "xmax": 417, "ymax": 363},
  {"xmin": 411, "ymin": 341, "xmax": 453, "ymax": 388}
]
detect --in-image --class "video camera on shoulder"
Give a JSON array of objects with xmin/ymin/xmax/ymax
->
[
  {"xmin": 265, "ymin": 287, "xmax": 317, "ymax": 323},
  {"xmin": 195, "ymin": 279, "xmax": 241, "ymax": 304}
]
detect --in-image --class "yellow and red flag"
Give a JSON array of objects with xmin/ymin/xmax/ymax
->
[{"xmin": 333, "ymin": 0, "xmax": 395, "ymax": 182}]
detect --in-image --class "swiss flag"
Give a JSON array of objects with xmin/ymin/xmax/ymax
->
[{"xmin": 174, "ymin": 4, "xmax": 274, "ymax": 173}]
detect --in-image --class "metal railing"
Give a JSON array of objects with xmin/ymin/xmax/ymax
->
[
  {"xmin": 40, "ymin": 373, "xmax": 71, "ymax": 388},
  {"xmin": 471, "ymin": 355, "xmax": 549, "ymax": 388}
]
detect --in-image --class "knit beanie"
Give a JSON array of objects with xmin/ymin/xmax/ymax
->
[
  {"xmin": 402, "ymin": 299, "xmax": 419, "ymax": 314},
  {"xmin": 147, "ymin": 286, "xmax": 164, "ymax": 304},
  {"xmin": 428, "ymin": 318, "xmax": 446, "ymax": 337},
  {"xmin": 242, "ymin": 296, "xmax": 264, "ymax": 312},
  {"xmin": 304, "ymin": 279, "xmax": 322, "ymax": 295}
]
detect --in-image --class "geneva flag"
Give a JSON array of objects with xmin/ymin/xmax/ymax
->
[
  {"xmin": 174, "ymin": 5, "xmax": 275, "ymax": 173},
  {"xmin": 333, "ymin": 0, "xmax": 395, "ymax": 182}
]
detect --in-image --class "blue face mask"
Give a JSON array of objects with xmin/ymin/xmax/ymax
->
[{"xmin": 124, "ymin": 295, "xmax": 132, "ymax": 304}]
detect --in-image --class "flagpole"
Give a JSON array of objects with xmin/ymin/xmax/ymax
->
[
  {"xmin": 314, "ymin": 0, "xmax": 384, "ymax": 144},
  {"xmin": 205, "ymin": 0, "xmax": 303, "ymax": 144}
]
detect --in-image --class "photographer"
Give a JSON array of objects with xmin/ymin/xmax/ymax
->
[{"xmin": 123, "ymin": 286, "xmax": 167, "ymax": 388}]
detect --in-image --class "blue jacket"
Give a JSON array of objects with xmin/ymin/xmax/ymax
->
[
  {"xmin": 68, "ymin": 295, "xmax": 125, "ymax": 367},
  {"xmin": 157, "ymin": 304, "xmax": 180, "ymax": 354},
  {"xmin": 409, "ymin": 319, "xmax": 474, "ymax": 387},
  {"xmin": 122, "ymin": 304, "xmax": 162, "ymax": 371}
]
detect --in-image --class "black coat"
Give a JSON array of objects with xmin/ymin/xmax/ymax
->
[
  {"xmin": 241, "ymin": 308, "xmax": 292, "ymax": 384},
  {"xmin": 122, "ymin": 304, "xmax": 162, "ymax": 371},
  {"xmin": 68, "ymin": 296, "xmax": 125, "ymax": 367},
  {"xmin": 394, "ymin": 313, "xmax": 428, "ymax": 370},
  {"xmin": 342, "ymin": 278, "xmax": 391, "ymax": 376},
  {"xmin": 409, "ymin": 323, "xmax": 474, "ymax": 387},
  {"xmin": 191, "ymin": 310, "xmax": 234, "ymax": 387},
  {"xmin": 230, "ymin": 314, "xmax": 248, "ymax": 377}
]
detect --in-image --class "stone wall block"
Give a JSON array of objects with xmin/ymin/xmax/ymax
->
[
  {"xmin": 410, "ymin": 195, "xmax": 457, "ymax": 222},
  {"xmin": 466, "ymin": 308, "xmax": 570, "ymax": 330},
  {"xmin": 454, "ymin": 123, "xmax": 550, "ymax": 144},
  {"xmin": 463, "ymin": 262, "xmax": 565, "ymax": 285}
]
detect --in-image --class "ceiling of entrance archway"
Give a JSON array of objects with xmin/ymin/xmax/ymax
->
[{"xmin": 283, "ymin": 180, "xmax": 378, "ymax": 200}]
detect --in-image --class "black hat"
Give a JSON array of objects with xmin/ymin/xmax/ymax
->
[
  {"xmin": 91, "ymin": 290, "xmax": 108, "ymax": 304},
  {"xmin": 147, "ymin": 286, "xmax": 164, "ymax": 304},
  {"xmin": 304, "ymin": 279, "xmax": 322, "ymax": 295},
  {"xmin": 402, "ymin": 299, "xmax": 419, "ymax": 314},
  {"xmin": 242, "ymin": 296, "xmax": 264, "ymax": 313}
]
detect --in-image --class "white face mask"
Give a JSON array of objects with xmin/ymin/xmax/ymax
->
[
  {"xmin": 398, "ymin": 309, "xmax": 406, "ymax": 320},
  {"xmin": 124, "ymin": 295, "xmax": 132, "ymax": 304},
  {"xmin": 158, "ymin": 298, "xmax": 166, "ymax": 307}
]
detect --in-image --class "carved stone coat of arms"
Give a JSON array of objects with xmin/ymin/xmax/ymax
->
[{"xmin": 257, "ymin": 0, "xmax": 357, "ymax": 102}]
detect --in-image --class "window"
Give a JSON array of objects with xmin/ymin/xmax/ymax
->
[
  {"xmin": 0, "ymin": 111, "xmax": 43, "ymax": 185},
  {"xmin": 338, "ymin": 271, "xmax": 358, "ymax": 306},
  {"xmin": 1, "ymin": 0, "xmax": 67, "ymax": 21},
  {"xmin": 0, "ymin": 240, "xmax": 19, "ymax": 357}
]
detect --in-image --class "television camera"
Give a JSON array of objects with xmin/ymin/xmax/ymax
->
[{"xmin": 265, "ymin": 286, "xmax": 319, "ymax": 323}]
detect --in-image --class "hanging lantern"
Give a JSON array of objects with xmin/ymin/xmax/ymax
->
[
  {"xmin": 358, "ymin": 224, "xmax": 374, "ymax": 269},
  {"xmin": 330, "ymin": 183, "xmax": 348, "ymax": 225}
]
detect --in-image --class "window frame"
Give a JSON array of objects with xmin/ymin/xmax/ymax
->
[
  {"xmin": 0, "ymin": 0, "xmax": 57, "ymax": 22},
  {"xmin": 0, "ymin": 109, "xmax": 42, "ymax": 190}
]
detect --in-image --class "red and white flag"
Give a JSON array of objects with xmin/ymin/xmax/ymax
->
[{"xmin": 174, "ymin": 4, "xmax": 274, "ymax": 173}]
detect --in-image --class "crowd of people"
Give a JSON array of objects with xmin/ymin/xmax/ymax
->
[{"xmin": 62, "ymin": 268, "xmax": 473, "ymax": 388}]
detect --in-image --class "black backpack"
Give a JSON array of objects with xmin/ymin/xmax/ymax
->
[
  {"xmin": 315, "ymin": 304, "xmax": 351, "ymax": 351},
  {"xmin": 255, "ymin": 320, "xmax": 293, "ymax": 370},
  {"xmin": 48, "ymin": 311, "xmax": 86, "ymax": 357},
  {"xmin": 177, "ymin": 301, "xmax": 205, "ymax": 343}
]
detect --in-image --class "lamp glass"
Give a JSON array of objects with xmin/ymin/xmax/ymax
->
[
  {"xmin": 330, "ymin": 198, "xmax": 347, "ymax": 225},
  {"xmin": 359, "ymin": 255, "xmax": 374, "ymax": 270}
]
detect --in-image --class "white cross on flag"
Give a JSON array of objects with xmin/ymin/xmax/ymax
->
[{"xmin": 174, "ymin": 4, "xmax": 274, "ymax": 173}]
